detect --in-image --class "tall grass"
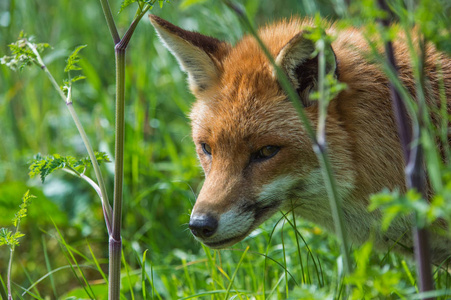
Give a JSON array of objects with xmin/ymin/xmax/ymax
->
[{"xmin": 1, "ymin": 0, "xmax": 450, "ymax": 299}]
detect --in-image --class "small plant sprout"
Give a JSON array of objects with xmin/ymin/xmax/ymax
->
[{"xmin": 0, "ymin": 190, "xmax": 36, "ymax": 300}]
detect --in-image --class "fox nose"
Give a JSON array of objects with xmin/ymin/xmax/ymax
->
[{"xmin": 189, "ymin": 214, "xmax": 218, "ymax": 239}]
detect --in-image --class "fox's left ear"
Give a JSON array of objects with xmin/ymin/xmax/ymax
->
[
  {"xmin": 275, "ymin": 31, "xmax": 338, "ymax": 107},
  {"xmin": 149, "ymin": 15, "xmax": 231, "ymax": 94}
]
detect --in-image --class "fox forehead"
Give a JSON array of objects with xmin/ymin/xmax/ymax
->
[
  {"xmin": 188, "ymin": 47, "xmax": 298, "ymax": 147},
  {"xmin": 190, "ymin": 94, "xmax": 305, "ymax": 149},
  {"xmin": 188, "ymin": 19, "xmax": 323, "ymax": 147}
]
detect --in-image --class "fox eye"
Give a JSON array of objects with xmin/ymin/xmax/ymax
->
[
  {"xmin": 201, "ymin": 143, "xmax": 212, "ymax": 155},
  {"xmin": 253, "ymin": 146, "xmax": 280, "ymax": 161}
]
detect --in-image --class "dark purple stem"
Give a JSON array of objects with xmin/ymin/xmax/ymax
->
[{"xmin": 377, "ymin": 0, "xmax": 434, "ymax": 298}]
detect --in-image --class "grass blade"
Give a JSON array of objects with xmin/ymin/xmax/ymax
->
[{"xmin": 224, "ymin": 246, "xmax": 250, "ymax": 299}]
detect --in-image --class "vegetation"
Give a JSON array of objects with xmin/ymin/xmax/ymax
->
[{"xmin": 0, "ymin": 0, "xmax": 450, "ymax": 299}]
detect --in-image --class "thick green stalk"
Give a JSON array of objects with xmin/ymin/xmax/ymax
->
[
  {"xmin": 224, "ymin": 0, "xmax": 352, "ymax": 275},
  {"xmin": 108, "ymin": 45, "xmax": 125, "ymax": 299},
  {"xmin": 106, "ymin": 5, "xmax": 151, "ymax": 299},
  {"xmin": 98, "ymin": 0, "xmax": 120, "ymax": 44},
  {"xmin": 112, "ymin": 48, "xmax": 126, "ymax": 241},
  {"xmin": 109, "ymin": 3, "xmax": 150, "ymax": 241}
]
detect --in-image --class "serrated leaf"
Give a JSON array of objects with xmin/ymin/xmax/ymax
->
[
  {"xmin": 13, "ymin": 232, "xmax": 25, "ymax": 245},
  {"xmin": 0, "ymin": 228, "xmax": 13, "ymax": 246},
  {"xmin": 29, "ymin": 152, "xmax": 111, "ymax": 183},
  {"xmin": 1, "ymin": 192, "xmax": 35, "ymax": 248},
  {"xmin": 1, "ymin": 32, "xmax": 50, "ymax": 71},
  {"xmin": 65, "ymin": 45, "xmax": 87, "ymax": 73},
  {"xmin": 29, "ymin": 154, "xmax": 76, "ymax": 182},
  {"xmin": 71, "ymin": 75, "xmax": 86, "ymax": 83},
  {"xmin": 12, "ymin": 190, "xmax": 36, "ymax": 227},
  {"xmin": 119, "ymin": 0, "xmax": 137, "ymax": 13}
]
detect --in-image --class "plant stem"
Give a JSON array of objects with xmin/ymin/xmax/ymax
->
[
  {"xmin": 105, "ymin": 4, "xmax": 151, "ymax": 298},
  {"xmin": 62, "ymin": 167, "xmax": 112, "ymax": 233},
  {"xmin": 108, "ymin": 43, "xmax": 125, "ymax": 300},
  {"xmin": 26, "ymin": 42, "xmax": 113, "ymax": 231},
  {"xmin": 26, "ymin": 2, "xmax": 151, "ymax": 298},
  {"xmin": 223, "ymin": 0, "xmax": 352, "ymax": 275},
  {"xmin": 377, "ymin": 0, "xmax": 434, "ymax": 298},
  {"xmin": 110, "ymin": 0, "xmax": 151, "ymax": 243},
  {"xmin": 7, "ymin": 247, "xmax": 14, "ymax": 300},
  {"xmin": 112, "ymin": 45, "xmax": 125, "ymax": 241},
  {"xmin": 7, "ymin": 221, "xmax": 21, "ymax": 300},
  {"xmin": 99, "ymin": 0, "xmax": 120, "ymax": 44},
  {"xmin": 66, "ymin": 101, "xmax": 113, "ymax": 233}
]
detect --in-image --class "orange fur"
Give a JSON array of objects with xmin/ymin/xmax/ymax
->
[{"xmin": 150, "ymin": 15, "xmax": 451, "ymax": 263}]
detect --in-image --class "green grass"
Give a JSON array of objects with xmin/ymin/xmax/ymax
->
[{"xmin": 1, "ymin": 0, "xmax": 451, "ymax": 299}]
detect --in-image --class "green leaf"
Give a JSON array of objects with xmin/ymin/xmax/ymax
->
[
  {"xmin": 29, "ymin": 152, "xmax": 111, "ymax": 183},
  {"xmin": 0, "ymin": 32, "xmax": 50, "ymax": 71},
  {"xmin": 0, "ymin": 191, "xmax": 35, "ymax": 248},
  {"xmin": 118, "ymin": 0, "xmax": 168, "ymax": 13},
  {"xmin": 119, "ymin": 0, "xmax": 137, "ymax": 13},
  {"xmin": 12, "ymin": 190, "xmax": 36, "ymax": 227},
  {"xmin": 64, "ymin": 45, "xmax": 87, "ymax": 73},
  {"xmin": 70, "ymin": 75, "xmax": 86, "ymax": 83},
  {"xmin": 180, "ymin": 0, "xmax": 207, "ymax": 9},
  {"xmin": 29, "ymin": 154, "xmax": 76, "ymax": 183},
  {"xmin": 159, "ymin": 0, "xmax": 170, "ymax": 8},
  {"xmin": 0, "ymin": 228, "xmax": 13, "ymax": 246},
  {"xmin": 370, "ymin": 187, "xmax": 441, "ymax": 231}
]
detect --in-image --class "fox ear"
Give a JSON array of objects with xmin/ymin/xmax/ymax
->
[
  {"xmin": 149, "ymin": 15, "xmax": 230, "ymax": 94},
  {"xmin": 275, "ymin": 31, "xmax": 338, "ymax": 107}
]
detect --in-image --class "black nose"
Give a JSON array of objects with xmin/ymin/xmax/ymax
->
[{"xmin": 189, "ymin": 214, "xmax": 218, "ymax": 239}]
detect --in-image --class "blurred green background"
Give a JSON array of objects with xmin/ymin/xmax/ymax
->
[{"xmin": 1, "ymin": 0, "xmax": 450, "ymax": 299}]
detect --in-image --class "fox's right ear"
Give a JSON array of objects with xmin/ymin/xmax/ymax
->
[
  {"xmin": 149, "ymin": 15, "xmax": 230, "ymax": 94},
  {"xmin": 275, "ymin": 31, "xmax": 338, "ymax": 107}
]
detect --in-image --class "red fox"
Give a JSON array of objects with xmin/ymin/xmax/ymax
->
[{"xmin": 149, "ymin": 15, "xmax": 451, "ymax": 264}]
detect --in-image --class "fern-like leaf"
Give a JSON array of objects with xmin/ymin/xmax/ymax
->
[
  {"xmin": 0, "ymin": 31, "xmax": 50, "ymax": 71},
  {"xmin": 29, "ymin": 152, "xmax": 111, "ymax": 183},
  {"xmin": 119, "ymin": 0, "xmax": 137, "ymax": 13},
  {"xmin": 0, "ymin": 191, "xmax": 35, "ymax": 248},
  {"xmin": 12, "ymin": 190, "xmax": 36, "ymax": 227},
  {"xmin": 64, "ymin": 45, "xmax": 87, "ymax": 72}
]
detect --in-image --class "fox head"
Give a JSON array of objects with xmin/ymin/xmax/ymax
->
[{"xmin": 149, "ymin": 15, "xmax": 356, "ymax": 248}]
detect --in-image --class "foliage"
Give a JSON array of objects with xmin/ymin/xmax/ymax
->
[
  {"xmin": 29, "ymin": 152, "xmax": 110, "ymax": 183},
  {"xmin": 64, "ymin": 45, "xmax": 87, "ymax": 73},
  {"xmin": 370, "ymin": 177, "xmax": 451, "ymax": 234},
  {"xmin": 0, "ymin": 190, "xmax": 35, "ymax": 247},
  {"xmin": 62, "ymin": 45, "xmax": 87, "ymax": 91},
  {"xmin": 347, "ymin": 241, "xmax": 409, "ymax": 298},
  {"xmin": 0, "ymin": 190, "xmax": 35, "ymax": 299},
  {"xmin": 12, "ymin": 190, "xmax": 35, "ymax": 226},
  {"xmin": 0, "ymin": 32, "xmax": 50, "ymax": 71},
  {"xmin": 0, "ymin": 228, "xmax": 24, "ymax": 248},
  {"xmin": 119, "ymin": 0, "xmax": 170, "ymax": 13},
  {"xmin": 1, "ymin": 0, "xmax": 451, "ymax": 299}
]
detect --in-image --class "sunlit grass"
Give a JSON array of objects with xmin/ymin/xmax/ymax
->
[{"xmin": 1, "ymin": 0, "xmax": 451, "ymax": 299}]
